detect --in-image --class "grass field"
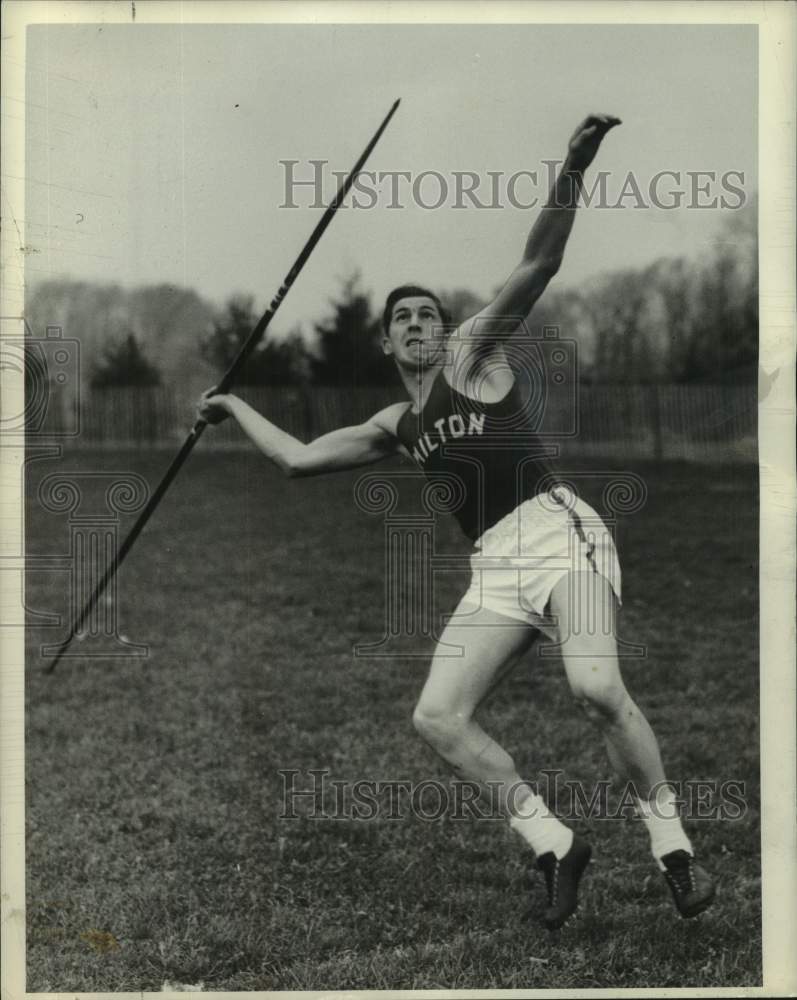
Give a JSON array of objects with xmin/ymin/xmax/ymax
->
[{"xmin": 25, "ymin": 449, "xmax": 760, "ymax": 991}]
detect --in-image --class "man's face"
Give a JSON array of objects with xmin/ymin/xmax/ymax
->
[{"xmin": 383, "ymin": 296, "xmax": 447, "ymax": 369}]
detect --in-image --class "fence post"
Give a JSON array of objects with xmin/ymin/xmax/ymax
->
[
  {"xmin": 300, "ymin": 382, "xmax": 315, "ymax": 442},
  {"xmin": 648, "ymin": 383, "xmax": 664, "ymax": 461}
]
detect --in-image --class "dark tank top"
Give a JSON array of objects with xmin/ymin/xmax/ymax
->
[{"xmin": 396, "ymin": 369, "xmax": 557, "ymax": 541}]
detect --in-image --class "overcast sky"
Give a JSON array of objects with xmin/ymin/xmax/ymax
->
[{"xmin": 24, "ymin": 22, "xmax": 756, "ymax": 332}]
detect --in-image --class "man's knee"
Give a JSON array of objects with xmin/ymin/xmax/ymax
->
[
  {"xmin": 412, "ymin": 701, "xmax": 468, "ymax": 751},
  {"xmin": 569, "ymin": 669, "xmax": 629, "ymax": 722}
]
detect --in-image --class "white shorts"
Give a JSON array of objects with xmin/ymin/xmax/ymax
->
[{"xmin": 458, "ymin": 487, "xmax": 622, "ymax": 640}]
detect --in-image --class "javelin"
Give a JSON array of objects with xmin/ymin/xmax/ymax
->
[{"xmin": 45, "ymin": 98, "xmax": 401, "ymax": 674}]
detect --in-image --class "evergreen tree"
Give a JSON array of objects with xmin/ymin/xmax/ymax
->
[
  {"xmin": 203, "ymin": 294, "xmax": 309, "ymax": 385},
  {"xmin": 310, "ymin": 274, "xmax": 395, "ymax": 386},
  {"xmin": 90, "ymin": 331, "xmax": 161, "ymax": 388}
]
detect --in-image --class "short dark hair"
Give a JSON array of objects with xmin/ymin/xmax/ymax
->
[{"xmin": 382, "ymin": 285, "xmax": 452, "ymax": 333}]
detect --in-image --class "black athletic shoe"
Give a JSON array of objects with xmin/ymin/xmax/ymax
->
[
  {"xmin": 660, "ymin": 849, "xmax": 716, "ymax": 918},
  {"xmin": 535, "ymin": 835, "xmax": 592, "ymax": 930}
]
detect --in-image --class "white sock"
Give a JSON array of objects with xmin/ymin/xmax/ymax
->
[
  {"xmin": 509, "ymin": 791, "xmax": 574, "ymax": 860},
  {"xmin": 636, "ymin": 787, "xmax": 692, "ymax": 870}
]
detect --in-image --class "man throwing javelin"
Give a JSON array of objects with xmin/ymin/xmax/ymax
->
[{"xmin": 198, "ymin": 114, "xmax": 716, "ymax": 929}]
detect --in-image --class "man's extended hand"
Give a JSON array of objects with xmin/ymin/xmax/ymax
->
[
  {"xmin": 197, "ymin": 388, "xmax": 232, "ymax": 424},
  {"xmin": 566, "ymin": 114, "xmax": 621, "ymax": 172}
]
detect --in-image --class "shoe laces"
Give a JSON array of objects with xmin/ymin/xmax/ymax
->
[
  {"xmin": 540, "ymin": 856, "xmax": 561, "ymax": 905},
  {"xmin": 663, "ymin": 851, "xmax": 696, "ymax": 895}
]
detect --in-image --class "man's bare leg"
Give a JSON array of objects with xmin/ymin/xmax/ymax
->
[
  {"xmin": 413, "ymin": 604, "xmax": 579, "ymax": 863},
  {"xmin": 412, "ymin": 603, "xmax": 589, "ymax": 927},
  {"xmin": 549, "ymin": 570, "xmax": 716, "ymax": 916},
  {"xmin": 412, "ymin": 605, "xmax": 538, "ymax": 816},
  {"xmin": 548, "ymin": 570, "xmax": 668, "ymax": 799}
]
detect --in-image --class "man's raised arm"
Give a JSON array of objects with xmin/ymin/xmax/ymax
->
[
  {"xmin": 460, "ymin": 114, "xmax": 621, "ymax": 341},
  {"xmin": 197, "ymin": 391, "xmax": 404, "ymax": 476}
]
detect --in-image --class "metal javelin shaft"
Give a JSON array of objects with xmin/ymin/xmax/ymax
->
[{"xmin": 45, "ymin": 98, "xmax": 401, "ymax": 674}]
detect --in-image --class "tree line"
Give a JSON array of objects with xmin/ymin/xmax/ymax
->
[{"xmin": 25, "ymin": 199, "xmax": 756, "ymax": 389}]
